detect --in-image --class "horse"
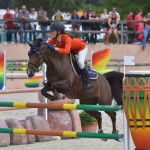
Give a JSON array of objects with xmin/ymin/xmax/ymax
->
[{"xmin": 26, "ymin": 40, "xmax": 123, "ymax": 135}]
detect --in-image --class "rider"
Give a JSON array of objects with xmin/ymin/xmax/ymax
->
[{"xmin": 47, "ymin": 22, "xmax": 92, "ymax": 89}]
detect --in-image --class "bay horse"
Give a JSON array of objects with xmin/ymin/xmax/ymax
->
[{"xmin": 26, "ymin": 40, "xmax": 123, "ymax": 135}]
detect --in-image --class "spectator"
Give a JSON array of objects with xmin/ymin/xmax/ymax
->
[
  {"xmin": 106, "ymin": 12, "xmax": 120, "ymax": 44},
  {"xmin": 19, "ymin": 5, "xmax": 30, "ymax": 43},
  {"xmin": 14, "ymin": 8, "xmax": 20, "ymax": 43},
  {"xmin": 126, "ymin": 11, "xmax": 135, "ymax": 43},
  {"xmin": 89, "ymin": 11, "xmax": 99, "ymax": 44},
  {"xmin": 71, "ymin": 10, "xmax": 80, "ymax": 30},
  {"xmin": 100, "ymin": 8, "xmax": 109, "ymax": 44},
  {"xmin": 142, "ymin": 12, "xmax": 150, "ymax": 50},
  {"xmin": 29, "ymin": 8, "xmax": 38, "ymax": 41},
  {"xmin": 53, "ymin": 10, "xmax": 63, "ymax": 21},
  {"xmin": 37, "ymin": 6, "xmax": 49, "ymax": 41},
  {"xmin": 135, "ymin": 9, "xmax": 144, "ymax": 41},
  {"xmin": 3, "ymin": 8, "xmax": 14, "ymax": 43},
  {"xmin": 80, "ymin": 10, "xmax": 90, "ymax": 43},
  {"xmin": 109, "ymin": 7, "xmax": 120, "ymax": 20}
]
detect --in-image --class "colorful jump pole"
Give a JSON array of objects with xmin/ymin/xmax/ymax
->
[
  {"xmin": 0, "ymin": 128, "xmax": 124, "ymax": 140},
  {"xmin": 0, "ymin": 102, "xmax": 122, "ymax": 111}
]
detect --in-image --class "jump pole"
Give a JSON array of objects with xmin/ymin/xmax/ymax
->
[
  {"xmin": 0, "ymin": 128, "xmax": 124, "ymax": 140},
  {"xmin": 0, "ymin": 102, "xmax": 122, "ymax": 111},
  {"xmin": 0, "ymin": 87, "xmax": 42, "ymax": 94}
]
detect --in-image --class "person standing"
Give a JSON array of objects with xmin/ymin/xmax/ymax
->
[
  {"xmin": 14, "ymin": 8, "xmax": 20, "ymax": 43},
  {"xmin": 29, "ymin": 8, "xmax": 38, "ymax": 41},
  {"xmin": 19, "ymin": 5, "xmax": 30, "ymax": 43},
  {"xmin": 126, "ymin": 11, "xmax": 135, "ymax": 43},
  {"xmin": 37, "ymin": 6, "xmax": 49, "ymax": 41},
  {"xmin": 71, "ymin": 10, "xmax": 80, "ymax": 31},
  {"xmin": 89, "ymin": 11, "xmax": 99, "ymax": 44},
  {"xmin": 80, "ymin": 10, "xmax": 90, "ymax": 43},
  {"xmin": 53, "ymin": 10, "xmax": 63, "ymax": 21},
  {"xmin": 142, "ymin": 12, "xmax": 150, "ymax": 50},
  {"xmin": 3, "ymin": 8, "xmax": 14, "ymax": 43},
  {"xmin": 135, "ymin": 9, "xmax": 144, "ymax": 41},
  {"xmin": 100, "ymin": 8, "xmax": 109, "ymax": 44}
]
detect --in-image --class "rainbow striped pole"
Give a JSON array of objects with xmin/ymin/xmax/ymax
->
[
  {"xmin": 0, "ymin": 128, "xmax": 123, "ymax": 140},
  {"xmin": 0, "ymin": 102, "xmax": 122, "ymax": 111}
]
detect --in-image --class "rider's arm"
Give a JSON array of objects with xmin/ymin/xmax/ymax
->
[{"xmin": 56, "ymin": 35, "xmax": 72, "ymax": 54}]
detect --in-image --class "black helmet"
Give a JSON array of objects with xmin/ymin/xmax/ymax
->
[{"xmin": 50, "ymin": 22, "xmax": 65, "ymax": 33}]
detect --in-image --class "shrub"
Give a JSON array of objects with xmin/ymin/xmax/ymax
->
[{"xmin": 79, "ymin": 111, "xmax": 97, "ymax": 125}]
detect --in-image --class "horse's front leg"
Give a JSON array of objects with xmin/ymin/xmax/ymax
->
[
  {"xmin": 51, "ymin": 79, "xmax": 70, "ymax": 100},
  {"xmin": 41, "ymin": 83, "xmax": 55, "ymax": 100}
]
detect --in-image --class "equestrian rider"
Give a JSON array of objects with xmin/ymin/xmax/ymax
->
[{"xmin": 47, "ymin": 22, "xmax": 92, "ymax": 89}]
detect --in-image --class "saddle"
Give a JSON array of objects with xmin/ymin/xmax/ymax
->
[{"xmin": 70, "ymin": 53, "xmax": 98, "ymax": 80}]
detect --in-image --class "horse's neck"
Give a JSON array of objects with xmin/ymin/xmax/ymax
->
[{"xmin": 45, "ymin": 52, "xmax": 73, "ymax": 78}]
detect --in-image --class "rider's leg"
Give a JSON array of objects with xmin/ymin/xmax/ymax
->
[{"xmin": 78, "ymin": 46, "xmax": 92, "ymax": 89}]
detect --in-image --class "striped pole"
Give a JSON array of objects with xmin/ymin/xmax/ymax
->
[
  {"xmin": 0, "ymin": 102, "xmax": 122, "ymax": 111},
  {"xmin": 0, "ymin": 128, "xmax": 123, "ymax": 140},
  {"xmin": 0, "ymin": 87, "xmax": 42, "ymax": 94},
  {"xmin": 6, "ymin": 67, "xmax": 27, "ymax": 71},
  {"xmin": 7, "ymin": 62, "xmax": 28, "ymax": 66}
]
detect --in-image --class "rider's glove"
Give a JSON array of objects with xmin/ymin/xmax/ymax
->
[{"xmin": 48, "ymin": 44, "xmax": 56, "ymax": 51}]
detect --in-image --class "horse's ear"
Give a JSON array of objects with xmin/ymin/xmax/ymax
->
[
  {"xmin": 36, "ymin": 38, "xmax": 43, "ymax": 45},
  {"xmin": 26, "ymin": 41, "xmax": 34, "ymax": 47}
]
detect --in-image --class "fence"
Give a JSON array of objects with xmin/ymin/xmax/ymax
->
[{"xmin": 0, "ymin": 19, "xmax": 148, "ymax": 44}]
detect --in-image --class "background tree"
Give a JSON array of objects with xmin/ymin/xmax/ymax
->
[
  {"xmin": 83, "ymin": 0, "xmax": 150, "ymax": 19},
  {"xmin": 11, "ymin": 0, "xmax": 85, "ymax": 18}
]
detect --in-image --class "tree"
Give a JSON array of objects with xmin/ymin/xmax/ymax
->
[{"xmin": 12, "ymin": 0, "xmax": 85, "ymax": 17}]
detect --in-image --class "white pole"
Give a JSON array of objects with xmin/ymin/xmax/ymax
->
[
  {"xmin": 123, "ymin": 55, "xmax": 130, "ymax": 150},
  {"xmin": 123, "ymin": 111, "xmax": 130, "ymax": 150},
  {"xmin": 43, "ymin": 63, "xmax": 48, "ymax": 120}
]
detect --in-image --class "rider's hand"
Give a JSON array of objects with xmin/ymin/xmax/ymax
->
[{"xmin": 48, "ymin": 44, "xmax": 56, "ymax": 51}]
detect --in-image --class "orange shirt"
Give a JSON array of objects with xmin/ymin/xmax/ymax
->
[{"xmin": 48, "ymin": 34, "xmax": 86, "ymax": 54}]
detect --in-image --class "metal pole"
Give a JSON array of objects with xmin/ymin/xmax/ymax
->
[
  {"xmin": 121, "ymin": 22, "xmax": 124, "ymax": 44},
  {"xmin": 123, "ymin": 111, "xmax": 130, "ymax": 150},
  {"xmin": 42, "ymin": 63, "xmax": 48, "ymax": 120},
  {"xmin": 123, "ymin": 58, "xmax": 130, "ymax": 150}
]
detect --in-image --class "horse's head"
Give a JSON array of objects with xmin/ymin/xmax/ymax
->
[{"xmin": 26, "ymin": 39, "xmax": 45, "ymax": 77}]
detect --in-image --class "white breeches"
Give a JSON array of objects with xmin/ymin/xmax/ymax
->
[{"xmin": 77, "ymin": 46, "xmax": 88, "ymax": 69}]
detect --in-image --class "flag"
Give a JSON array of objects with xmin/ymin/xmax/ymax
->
[{"xmin": 124, "ymin": 55, "xmax": 135, "ymax": 66}]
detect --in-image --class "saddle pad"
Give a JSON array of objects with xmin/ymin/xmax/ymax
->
[{"xmin": 88, "ymin": 68, "xmax": 98, "ymax": 79}]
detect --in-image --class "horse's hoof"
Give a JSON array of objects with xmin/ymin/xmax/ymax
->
[
  {"xmin": 98, "ymin": 129, "xmax": 107, "ymax": 141},
  {"xmin": 112, "ymin": 130, "xmax": 119, "ymax": 134},
  {"xmin": 112, "ymin": 130, "xmax": 121, "ymax": 142}
]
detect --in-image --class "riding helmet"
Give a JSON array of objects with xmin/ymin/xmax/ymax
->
[{"xmin": 50, "ymin": 22, "xmax": 65, "ymax": 33}]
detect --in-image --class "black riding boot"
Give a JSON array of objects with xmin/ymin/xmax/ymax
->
[{"xmin": 80, "ymin": 67, "xmax": 93, "ymax": 89}]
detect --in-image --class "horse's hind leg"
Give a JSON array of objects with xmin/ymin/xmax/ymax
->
[
  {"xmin": 105, "ymin": 111, "xmax": 117, "ymax": 133},
  {"xmin": 84, "ymin": 111, "xmax": 103, "ymax": 133}
]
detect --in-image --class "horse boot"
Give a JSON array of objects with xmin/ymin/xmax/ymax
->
[{"xmin": 80, "ymin": 67, "xmax": 93, "ymax": 89}]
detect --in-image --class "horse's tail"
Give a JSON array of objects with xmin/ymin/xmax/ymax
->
[{"xmin": 103, "ymin": 71, "xmax": 124, "ymax": 105}]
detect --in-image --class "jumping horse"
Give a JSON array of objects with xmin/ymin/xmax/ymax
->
[{"xmin": 26, "ymin": 40, "xmax": 123, "ymax": 135}]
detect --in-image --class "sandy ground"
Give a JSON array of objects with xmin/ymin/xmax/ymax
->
[{"xmin": 0, "ymin": 92, "xmax": 135, "ymax": 150}]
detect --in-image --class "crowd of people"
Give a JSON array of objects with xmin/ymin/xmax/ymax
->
[
  {"xmin": 2, "ymin": 5, "xmax": 150, "ymax": 50},
  {"xmin": 3, "ymin": 5, "xmax": 49, "ymax": 43}
]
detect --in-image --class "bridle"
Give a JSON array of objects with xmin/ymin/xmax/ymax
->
[
  {"xmin": 28, "ymin": 44, "xmax": 44, "ymax": 73},
  {"xmin": 27, "ymin": 42, "xmax": 55, "ymax": 74}
]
